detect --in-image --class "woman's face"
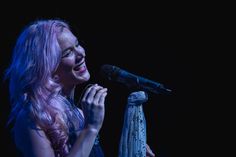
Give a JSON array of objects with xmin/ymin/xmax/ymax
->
[{"xmin": 55, "ymin": 28, "xmax": 90, "ymax": 87}]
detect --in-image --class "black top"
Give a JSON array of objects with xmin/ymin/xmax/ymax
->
[{"xmin": 15, "ymin": 100, "xmax": 105, "ymax": 157}]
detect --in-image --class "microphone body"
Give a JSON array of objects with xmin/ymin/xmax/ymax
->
[{"xmin": 100, "ymin": 65, "xmax": 172, "ymax": 95}]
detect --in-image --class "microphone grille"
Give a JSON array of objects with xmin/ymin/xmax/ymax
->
[{"xmin": 100, "ymin": 64, "xmax": 120, "ymax": 80}]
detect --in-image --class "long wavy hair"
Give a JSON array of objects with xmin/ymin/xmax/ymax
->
[{"xmin": 5, "ymin": 19, "xmax": 81, "ymax": 156}]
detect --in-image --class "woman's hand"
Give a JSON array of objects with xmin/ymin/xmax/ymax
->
[
  {"xmin": 81, "ymin": 84, "xmax": 108, "ymax": 132},
  {"xmin": 146, "ymin": 144, "xmax": 155, "ymax": 157}
]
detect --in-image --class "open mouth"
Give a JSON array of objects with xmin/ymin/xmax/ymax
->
[{"xmin": 74, "ymin": 60, "xmax": 85, "ymax": 71}]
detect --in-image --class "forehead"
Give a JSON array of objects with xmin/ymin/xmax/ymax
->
[{"xmin": 57, "ymin": 28, "xmax": 77, "ymax": 48}]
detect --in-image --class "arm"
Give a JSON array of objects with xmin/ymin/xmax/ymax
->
[
  {"xmin": 68, "ymin": 84, "xmax": 107, "ymax": 157},
  {"xmin": 14, "ymin": 110, "xmax": 55, "ymax": 157},
  {"xmin": 15, "ymin": 113, "xmax": 99, "ymax": 157},
  {"xmin": 15, "ymin": 84, "xmax": 107, "ymax": 157}
]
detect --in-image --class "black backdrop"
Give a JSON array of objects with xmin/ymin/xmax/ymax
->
[{"xmin": 0, "ymin": 3, "xmax": 196, "ymax": 157}]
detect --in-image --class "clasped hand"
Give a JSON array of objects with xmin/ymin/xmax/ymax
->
[{"xmin": 81, "ymin": 84, "xmax": 108, "ymax": 132}]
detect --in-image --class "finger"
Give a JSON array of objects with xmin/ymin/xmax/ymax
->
[
  {"xmin": 146, "ymin": 146, "xmax": 155, "ymax": 157},
  {"xmin": 86, "ymin": 85, "xmax": 103, "ymax": 102},
  {"xmin": 98, "ymin": 92, "xmax": 108, "ymax": 105},
  {"xmin": 146, "ymin": 151, "xmax": 155, "ymax": 157},
  {"xmin": 93, "ymin": 88, "xmax": 108, "ymax": 104},
  {"xmin": 81, "ymin": 85, "xmax": 93, "ymax": 111},
  {"xmin": 81, "ymin": 85, "xmax": 97, "ymax": 112},
  {"xmin": 82, "ymin": 84, "xmax": 96, "ymax": 102}
]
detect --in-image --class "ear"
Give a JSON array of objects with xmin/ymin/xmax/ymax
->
[{"xmin": 53, "ymin": 74, "xmax": 60, "ymax": 82}]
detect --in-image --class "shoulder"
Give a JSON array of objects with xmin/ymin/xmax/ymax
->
[
  {"xmin": 14, "ymin": 109, "xmax": 54, "ymax": 157},
  {"xmin": 14, "ymin": 108, "xmax": 35, "ymax": 142},
  {"xmin": 14, "ymin": 108, "xmax": 35, "ymax": 131},
  {"xmin": 14, "ymin": 109, "xmax": 48, "ymax": 147}
]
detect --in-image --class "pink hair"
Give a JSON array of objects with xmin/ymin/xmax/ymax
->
[{"xmin": 5, "ymin": 19, "xmax": 80, "ymax": 156}]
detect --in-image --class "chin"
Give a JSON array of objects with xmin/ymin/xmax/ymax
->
[
  {"xmin": 74, "ymin": 70, "xmax": 90, "ymax": 84},
  {"xmin": 82, "ymin": 72, "xmax": 90, "ymax": 82}
]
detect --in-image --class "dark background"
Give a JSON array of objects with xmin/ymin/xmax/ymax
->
[{"xmin": 0, "ymin": 2, "xmax": 201, "ymax": 157}]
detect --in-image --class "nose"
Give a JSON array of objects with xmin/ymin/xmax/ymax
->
[{"xmin": 75, "ymin": 45, "xmax": 85, "ymax": 58}]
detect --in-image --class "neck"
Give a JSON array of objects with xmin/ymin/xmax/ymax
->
[{"xmin": 62, "ymin": 85, "xmax": 75, "ymax": 100}]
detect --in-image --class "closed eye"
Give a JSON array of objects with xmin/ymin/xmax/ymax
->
[
  {"xmin": 62, "ymin": 48, "xmax": 73, "ymax": 58},
  {"xmin": 62, "ymin": 40, "xmax": 80, "ymax": 58}
]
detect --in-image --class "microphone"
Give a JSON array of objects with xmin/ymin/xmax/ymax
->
[{"xmin": 100, "ymin": 64, "xmax": 172, "ymax": 95}]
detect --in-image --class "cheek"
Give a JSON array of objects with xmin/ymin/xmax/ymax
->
[{"xmin": 56, "ymin": 60, "xmax": 74, "ymax": 74}]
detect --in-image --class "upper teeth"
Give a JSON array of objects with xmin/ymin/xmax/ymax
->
[{"xmin": 80, "ymin": 62, "xmax": 84, "ymax": 66}]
